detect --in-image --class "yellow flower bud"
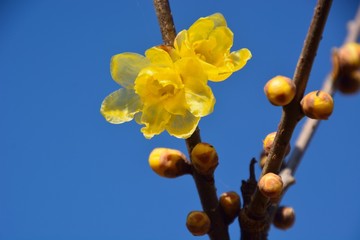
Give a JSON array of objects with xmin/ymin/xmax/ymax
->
[
  {"xmin": 186, "ymin": 211, "xmax": 211, "ymax": 236},
  {"xmin": 190, "ymin": 143, "xmax": 218, "ymax": 175},
  {"xmin": 264, "ymin": 75, "xmax": 296, "ymax": 106},
  {"xmin": 273, "ymin": 206, "xmax": 296, "ymax": 230},
  {"xmin": 300, "ymin": 91, "xmax": 334, "ymax": 120},
  {"xmin": 337, "ymin": 42, "xmax": 360, "ymax": 71},
  {"xmin": 148, "ymin": 148, "xmax": 190, "ymax": 178},
  {"xmin": 219, "ymin": 191, "xmax": 241, "ymax": 221},
  {"xmin": 263, "ymin": 132, "xmax": 277, "ymax": 154},
  {"xmin": 258, "ymin": 173, "xmax": 283, "ymax": 199}
]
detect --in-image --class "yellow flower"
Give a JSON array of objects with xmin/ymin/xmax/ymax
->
[
  {"xmin": 100, "ymin": 47, "xmax": 215, "ymax": 139},
  {"xmin": 174, "ymin": 13, "xmax": 252, "ymax": 82}
]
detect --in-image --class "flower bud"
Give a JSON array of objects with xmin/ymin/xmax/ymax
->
[
  {"xmin": 336, "ymin": 70, "xmax": 360, "ymax": 94},
  {"xmin": 148, "ymin": 148, "xmax": 190, "ymax": 178},
  {"xmin": 336, "ymin": 42, "xmax": 360, "ymax": 71},
  {"xmin": 263, "ymin": 132, "xmax": 290, "ymax": 156},
  {"xmin": 300, "ymin": 91, "xmax": 334, "ymax": 120},
  {"xmin": 263, "ymin": 132, "xmax": 277, "ymax": 154},
  {"xmin": 219, "ymin": 191, "xmax": 241, "ymax": 221},
  {"xmin": 264, "ymin": 75, "xmax": 296, "ymax": 106},
  {"xmin": 273, "ymin": 206, "xmax": 296, "ymax": 230},
  {"xmin": 186, "ymin": 211, "xmax": 211, "ymax": 236},
  {"xmin": 258, "ymin": 173, "xmax": 283, "ymax": 199},
  {"xmin": 191, "ymin": 143, "xmax": 218, "ymax": 175}
]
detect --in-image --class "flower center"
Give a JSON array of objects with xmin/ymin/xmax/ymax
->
[
  {"xmin": 149, "ymin": 80, "xmax": 176, "ymax": 100},
  {"xmin": 158, "ymin": 84, "xmax": 175, "ymax": 99}
]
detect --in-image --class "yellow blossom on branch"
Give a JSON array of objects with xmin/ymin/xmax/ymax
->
[
  {"xmin": 101, "ymin": 47, "xmax": 215, "ymax": 139},
  {"xmin": 100, "ymin": 13, "xmax": 251, "ymax": 139},
  {"xmin": 174, "ymin": 13, "xmax": 252, "ymax": 81}
]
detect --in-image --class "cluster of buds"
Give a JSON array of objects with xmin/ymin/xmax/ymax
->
[
  {"xmin": 332, "ymin": 42, "xmax": 360, "ymax": 94},
  {"xmin": 148, "ymin": 143, "xmax": 221, "ymax": 236}
]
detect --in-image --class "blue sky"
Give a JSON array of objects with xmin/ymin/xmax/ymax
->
[{"xmin": 1, "ymin": 1, "xmax": 359, "ymax": 239}]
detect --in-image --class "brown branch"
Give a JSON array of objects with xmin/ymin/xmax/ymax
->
[
  {"xmin": 153, "ymin": 0, "xmax": 176, "ymax": 46},
  {"xmin": 283, "ymin": 4, "xmax": 360, "ymax": 185},
  {"xmin": 152, "ymin": 1, "xmax": 229, "ymax": 239},
  {"xmin": 273, "ymin": 4, "xmax": 360, "ymax": 229},
  {"xmin": 240, "ymin": 0, "xmax": 333, "ymax": 238}
]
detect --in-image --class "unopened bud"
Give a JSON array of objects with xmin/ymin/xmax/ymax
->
[
  {"xmin": 258, "ymin": 173, "xmax": 283, "ymax": 199},
  {"xmin": 273, "ymin": 206, "xmax": 296, "ymax": 230},
  {"xmin": 263, "ymin": 132, "xmax": 277, "ymax": 154},
  {"xmin": 336, "ymin": 42, "xmax": 360, "ymax": 71},
  {"xmin": 191, "ymin": 143, "xmax": 218, "ymax": 175},
  {"xmin": 186, "ymin": 211, "xmax": 211, "ymax": 236},
  {"xmin": 148, "ymin": 148, "xmax": 190, "ymax": 178},
  {"xmin": 263, "ymin": 132, "xmax": 290, "ymax": 155},
  {"xmin": 336, "ymin": 70, "xmax": 360, "ymax": 94},
  {"xmin": 219, "ymin": 191, "xmax": 241, "ymax": 221},
  {"xmin": 264, "ymin": 75, "xmax": 296, "ymax": 106},
  {"xmin": 300, "ymin": 90, "xmax": 334, "ymax": 120}
]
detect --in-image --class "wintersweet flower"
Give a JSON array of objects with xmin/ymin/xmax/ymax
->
[
  {"xmin": 174, "ymin": 13, "xmax": 252, "ymax": 82},
  {"xmin": 100, "ymin": 47, "xmax": 215, "ymax": 139}
]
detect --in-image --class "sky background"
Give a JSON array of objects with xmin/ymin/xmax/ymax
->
[{"xmin": 1, "ymin": 0, "xmax": 360, "ymax": 239}]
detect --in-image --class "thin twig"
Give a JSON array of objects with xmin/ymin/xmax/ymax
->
[
  {"xmin": 153, "ymin": 0, "xmax": 176, "ymax": 46},
  {"xmin": 152, "ymin": 1, "xmax": 229, "ymax": 239},
  {"xmin": 240, "ymin": 1, "xmax": 333, "ymax": 239},
  {"xmin": 274, "ymin": 4, "xmax": 360, "ymax": 231},
  {"xmin": 284, "ymin": 4, "xmax": 360, "ymax": 183}
]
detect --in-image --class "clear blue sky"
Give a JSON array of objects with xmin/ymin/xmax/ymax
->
[{"xmin": 1, "ymin": 1, "xmax": 359, "ymax": 239}]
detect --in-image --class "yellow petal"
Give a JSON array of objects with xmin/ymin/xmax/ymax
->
[
  {"xmin": 110, "ymin": 53, "xmax": 150, "ymax": 89},
  {"xmin": 145, "ymin": 47, "xmax": 174, "ymax": 67},
  {"xmin": 139, "ymin": 103, "xmax": 171, "ymax": 139},
  {"xmin": 100, "ymin": 88, "xmax": 142, "ymax": 124},
  {"xmin": 163, "ymin": 89, "xmax": 188, "ymax": 116},
  {"xmin": 206, "ymin": 13, "xmax": 227, "ymax": 28},
  {"xmin": 185, "ymin": 84, "xmax": 215, "ymax": 117},
  {"xmin": 175, "ymin": 58, "xmax": 215, "ymax": 116},
  {"xmin": 229, "ymin": 48, "xmax": 252, "ymax": 71},
  {"xmin": 209, "ymin": 48, "xmax": 252, "ymax": 82},
  {"xmin": 211, "ymin": 26, "xmax": 233, "ymax": 55},
  {"xmin": 165, "ymin": 110, "xmax": 200, "ymax": 139},
  {"xmin": 174, "ymin": 30, "xmax": 194, "ymax": 58},
  {"xmin": 188, "ymin": 13, "xmax": 227, "ymax": 43}
]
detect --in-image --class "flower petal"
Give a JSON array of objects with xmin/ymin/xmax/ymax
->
[
  {"xmin": 210, "ymin": 26, "xmax": 233, "ymax": 55},
  {"xmin": 165, "ymin": 110, "xmax": 200, "ymax": 139},
  {"xmin": 163, "ymin": 89, "xmax": 187, "ymax": 116},
  {"xmin": 229, "ymin": 48, "xmax": 252, "ymax": 71},
  {"xmin": 100, "ymin": 88, "xmax": 142, "ymax": 124},
  {"xmin": 207, "ymin": 13, "xmax": 227, "ymax": 28},
  {"xmin": 188, "ymin": 13, "xmax": 226, "ymax": 43},
  {"xmin": 145, "ymin": 47, "xmax": 175, "ymax": 67},
  {"xmin": 175, "ymin": 58, "xmax": 215, "ymax": 116},
  {"xmin": 110, "ymin": 53, "xmax": 150, "ymax": 89},
  {"xmin": 174, "ymin": 30, "xmax": 194, "ymax": 57},
  {"xmin": 209, "ymin": 48, "xmax": 252, "ymax": 82},
  {"xmin": 139, "ymin": 103, "xmax": 171, "ymax": 139}
]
